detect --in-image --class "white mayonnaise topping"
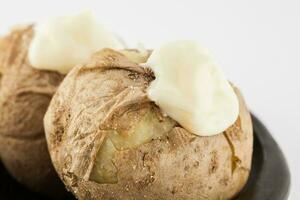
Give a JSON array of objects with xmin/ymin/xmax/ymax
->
[
  {"xmin": 29, "ymin": 11, "xmax": 124, "ymax": 74},
  {"xmin": 146, "ymin": 40, "xmax": 239, "ymax": 136}
]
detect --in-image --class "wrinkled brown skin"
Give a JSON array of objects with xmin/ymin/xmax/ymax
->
[
  {"xmin": 0, "ymin": 26, "xmax": 67, "ymax": 196},
  {"xmin": 44, "ymin": 49, "xmax": 253, "ymax": 200}
]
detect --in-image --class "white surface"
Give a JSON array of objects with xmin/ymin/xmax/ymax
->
[{"xmin": 0, "ymin": 0, "xmax": 299, "ymax": 199}]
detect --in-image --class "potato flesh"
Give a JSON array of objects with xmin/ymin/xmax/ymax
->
[
  {"xmin": 108, "ymin": 111, "xmax": 175, "ymax": 150},
  {"xmin": 90, "ymin": 110, "xmax": 175, "ymax": 183},
  {"xmin": 90, "ymin": 138, "xmax": 118, "ymax": 184}
]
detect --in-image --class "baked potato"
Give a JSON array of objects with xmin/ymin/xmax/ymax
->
[
  {"xmin": 44, "ymin": 49, "xmax": 253, "ymax": 200},
  {"xmin": 0, "ymin": 25, "xmax": 66, "ymax": 195}
]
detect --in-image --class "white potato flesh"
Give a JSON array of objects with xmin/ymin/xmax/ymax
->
[{"xmin": 90, "ymin": 110, "xmax": 175, "ymax": 183}]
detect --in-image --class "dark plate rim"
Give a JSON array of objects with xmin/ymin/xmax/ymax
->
[{"xmin": 236, "ymin": 114, "xmax": 291, "ymax": 200}]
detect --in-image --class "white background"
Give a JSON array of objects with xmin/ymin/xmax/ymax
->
[{"xmin": 0, "ymin": 0, "xmax": 299, "ymax": 199}]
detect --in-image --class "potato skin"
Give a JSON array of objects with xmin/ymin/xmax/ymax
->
[
  {"xmin": 0, "ymin": 26, "xmax": 67, "ymax": 196},
  {"xmin": 44, "ymin": 49, "xmax": 253, "ymax": 200}
]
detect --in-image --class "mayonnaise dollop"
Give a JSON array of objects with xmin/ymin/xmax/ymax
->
[
  {"xmin": 29, "ymin": 11, "xmax": 124, "ymax": 74},
  {"xmin": 146, "ymin": 40, "xmax": 239, "ymax": 136}
]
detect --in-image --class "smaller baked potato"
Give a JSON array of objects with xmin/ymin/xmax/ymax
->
[{"xmin": 0, "ymin": 26, "xmax": 66, "ymax": 196}]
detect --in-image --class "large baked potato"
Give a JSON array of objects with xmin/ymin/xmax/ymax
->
[{"xmin": 44, "ymin": 49, "xmax": 253, "ymax": 200}]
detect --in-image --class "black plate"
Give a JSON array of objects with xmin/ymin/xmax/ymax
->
[
  {"xmin": 0, "ymin": 115, "xmax": 291, "ymax": 200},
  {"xmin": 235, "ymin": 115, "xmax": 291, "ymax": 200}
]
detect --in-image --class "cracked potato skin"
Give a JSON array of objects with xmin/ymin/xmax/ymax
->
[
  {"xmin": 0, "ymin": 26, "xmax": 67, "ymax": 196},
  {"xmin": 44, "ymin": 49, "xmax": 253, "ymax": 200}
]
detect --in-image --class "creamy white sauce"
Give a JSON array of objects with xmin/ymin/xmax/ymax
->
[
  {"xmin": 29, "ymin": 11, "xmax": 124, "ymax": 74},
  {"xmin": 146, "ymin": 40, "xmax": 239, "ymax": 136}
]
